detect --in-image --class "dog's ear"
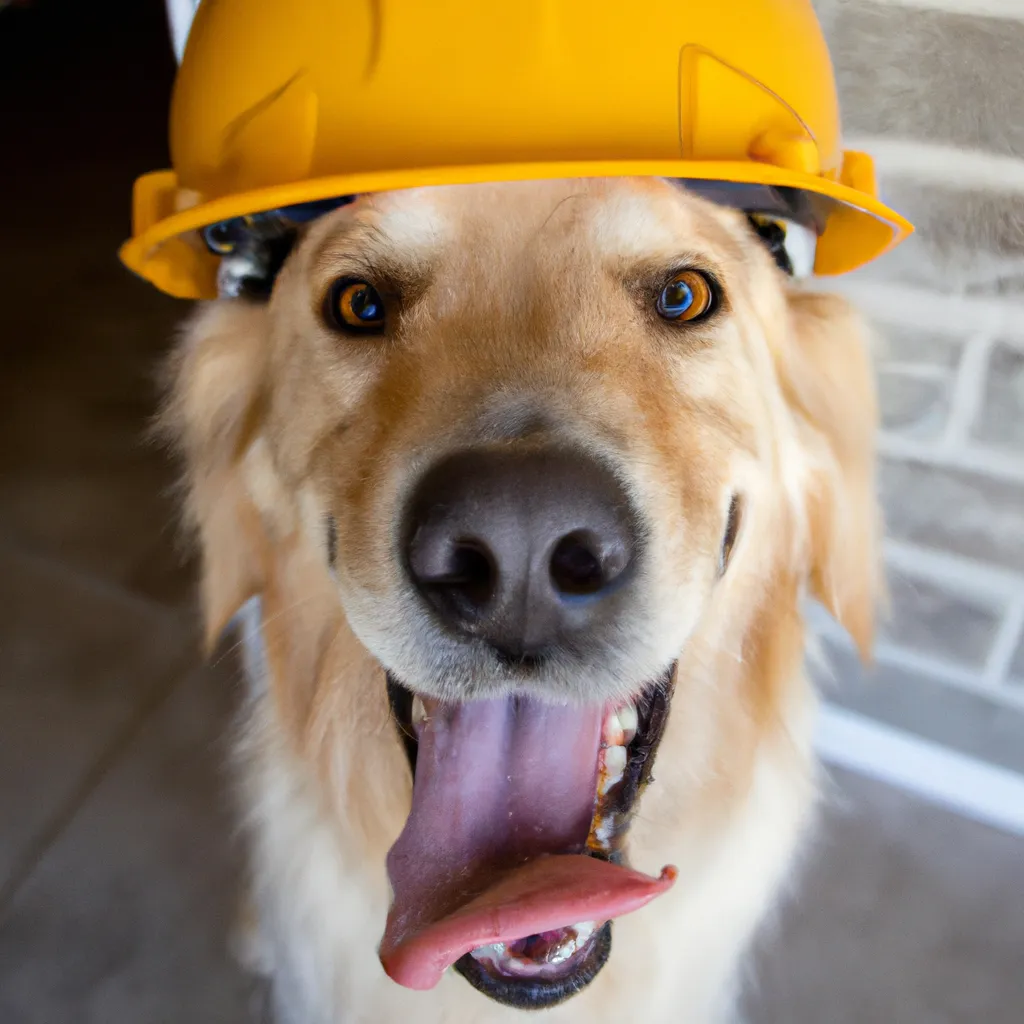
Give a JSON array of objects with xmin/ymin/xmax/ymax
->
[
  {"xmin": 159, "ymin": 301, "xmax": 273, "ymax": 648},
  {"xmin": 161, "ymin": 302, "xmax": 363, "ymax": 750},
  {"xmin": 778, "ymin": 290, "xmax": 882, "ymax": 661}
]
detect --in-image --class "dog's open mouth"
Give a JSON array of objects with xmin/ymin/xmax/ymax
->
[{"xmin": 379, "ymin": 670, "xmax": 677, "ymax": 1009}]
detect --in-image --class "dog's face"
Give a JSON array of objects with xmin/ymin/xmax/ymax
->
[
  {"xmin": 277, "ymin": 179, "xmax": 777, "ymax": 701},
  {"xmin": 168, "ymin": 178, "xmax": 878, "ymax": 1011}
]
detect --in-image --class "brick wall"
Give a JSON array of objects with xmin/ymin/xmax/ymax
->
[{"xmin": 810, "ymin": 0, "xmax": 1024, "ymax": 755}]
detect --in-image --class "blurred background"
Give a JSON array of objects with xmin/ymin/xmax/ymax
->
[{"xmin": 0, "ymin": 1, "xmax": 1021, "ymax": 1021}]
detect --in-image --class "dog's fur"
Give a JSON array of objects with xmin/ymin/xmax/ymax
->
[{"xmin": 161, "ymin": 178, "xmax": 879, "ymax": 1023}]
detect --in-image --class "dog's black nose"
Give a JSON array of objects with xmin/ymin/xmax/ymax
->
[{"xmin": 403, "ymin": 448, "xmax": 638, "ymax": 661}]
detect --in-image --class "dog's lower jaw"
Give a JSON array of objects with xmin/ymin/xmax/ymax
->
[{"xmin": 230, "ymin": 615, "xmax": 817, "ymax": 1024}]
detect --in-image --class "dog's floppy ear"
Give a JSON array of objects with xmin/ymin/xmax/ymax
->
[
  {"xmin": 160, "ymin": 301, "xmax": 273, "ymax": 648},
  {"xmin": 161, "ymin": 302, "xmax": 361, "ymax": 751},
  {"xmin": 779, "ymin": 290, "xmax": 882, "ymax": 660}
]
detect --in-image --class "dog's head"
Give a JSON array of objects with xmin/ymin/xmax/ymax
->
[{"xmin": 165, "ymin": 178, "xmax": 878, "ymax": 1009}]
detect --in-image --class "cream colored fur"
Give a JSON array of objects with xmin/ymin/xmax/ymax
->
[{"xmin": 161, "ymin": 179, "xmax": 880, "ymax": 1023}]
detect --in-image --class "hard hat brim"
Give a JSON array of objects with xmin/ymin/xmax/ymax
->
[{"xmin": 120, "ymin": 158, "xmax": 913, "ymax": 299}]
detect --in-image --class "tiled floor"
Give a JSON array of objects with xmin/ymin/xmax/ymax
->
[
  {"xmin": 0, "ymin": 4, "xmax": 1021, "ymax": 1023},
  {"xmin": 748, "ymin": 772, "xmax": 1024, "ymax": 1023}
]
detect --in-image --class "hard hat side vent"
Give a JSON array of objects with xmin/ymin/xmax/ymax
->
[{"xmin": 678, "ymin": 45, "xmax": 820, "ymax": 172}]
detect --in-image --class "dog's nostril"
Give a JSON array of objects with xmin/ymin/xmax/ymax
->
[
  {"xmin": 415, "ymin": 538, "xmax": 497, "ymax": 614},
  {"xmin": 549, "ymin": 531, "xmax": 623, "ymax": 597},
  {"xmin": 404, "ymin": 448, "xmax": 640, "ymax": 652},
  {"xmin": 443, "ymin": 542, "xmax": 496, "ymax": 603}
]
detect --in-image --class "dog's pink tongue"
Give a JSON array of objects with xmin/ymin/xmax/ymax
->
[{"xmin": 379, "ymin": 696, "xmax": 676, "ymax": 990}]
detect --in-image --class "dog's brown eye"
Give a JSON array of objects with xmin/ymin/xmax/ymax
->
[
  {"xmin": 657, "ymin": 270, "xmax": 714, "ymax": 323},
  {"xmin": 326, "ymin": 279, "xmax": 385, "ymax": 333}
]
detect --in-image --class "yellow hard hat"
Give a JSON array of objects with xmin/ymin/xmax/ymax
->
[{"xmin": 121, "ymin": 0, "xmax": 912, "ymax": 299}]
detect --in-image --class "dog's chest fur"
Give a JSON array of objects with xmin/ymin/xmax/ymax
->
[{"xmin": 233, "ymin": 600, "xmax": 814, "ymax": 1024}]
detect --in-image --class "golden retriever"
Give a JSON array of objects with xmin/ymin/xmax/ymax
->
[{"xmin": 161, "ymin": 177, "xmax": 878, "ymax": 1023}]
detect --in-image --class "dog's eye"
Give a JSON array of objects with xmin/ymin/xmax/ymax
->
[
  {"xmin": 656, "ymin": 270, "xmax": 715, "ymax": 323},
  {"xmin": 325, "ymin": 279, "xmax": 386, "ymax": 333},
  {"xmin": 202, "ymin": 219, "xmax": 245, "ymax": 256}
]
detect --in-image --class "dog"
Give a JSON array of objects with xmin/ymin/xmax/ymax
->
[{"xmin": 160, "ymin": 177, "xmax": 879, "ymax": 1023}]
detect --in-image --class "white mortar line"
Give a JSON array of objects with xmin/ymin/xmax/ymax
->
[
  {"xmin": 852, "ymin": 302, "xmax": 985, "ymax": 342},
  {"xmin": 811, "ymin": 613, "xmax": 1024, "ymax": 710},
  {"xmin": 884, "ymin": 539, "xmax": 1024, "ymax": 602},
  {"xmin": 823, "ymin": 280, "xmax": 1024, "ymax": 340},
  {"xmin": 815, "ymin": 704, "xmax": 1024, "ymax": 838},
  {"xmin": 985, "ymin": 597, "xmax": 1024, "ymax": 685},
  {"xmin": 847, "ymin": 136, "xmax": 1024, "ymax": 193},
  {"xmin": 878, "ymin": 433, "xmax": 1024, "ymax": 484},
  {"xmin": 869, "ymin": 642, "xmax": 1017, "ymax": 701},
  {"xmin": 877, "ymin": 362, "xmax": 951, "ymax": 380},
  {"xmin": 956, "ymin": 258, "xmax": 1024, "ymax": 291},
  {"xmin": 886, "ymin": 652, "xmax": 1024, "ymax": 707},
  {"xmin": 940, "ymin": 333, "xmax": 994, "ymax": 451}
]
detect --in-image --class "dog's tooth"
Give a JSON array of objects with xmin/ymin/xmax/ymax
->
[
  {"xmin": 593, "ymin": 814, "xmax": 615, "ymax": 846},
  {"xmin": 547, "ymin": 942, "xmax": 575, "ymax": 965},
  {"xmin": 603, "ymin": 744, "xmax": 627, "ymax": 777},
  {"xmin": 468, "ymin": 942, "xmax": 506, "ymax": 965},
  {"xmin": 618, "ymin": 704, "xmax": 638, "ymax": 744},
  {"xmin": 598, "ymin": 745, "xmax": 627, "ymax": 794},
  {"xmin": 411, "ymin": 697, "xmax": 427, "ymax": 728},
  {"xmin": 602, "ymin": 710, "xmax": 625, "ymax": 747}
]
